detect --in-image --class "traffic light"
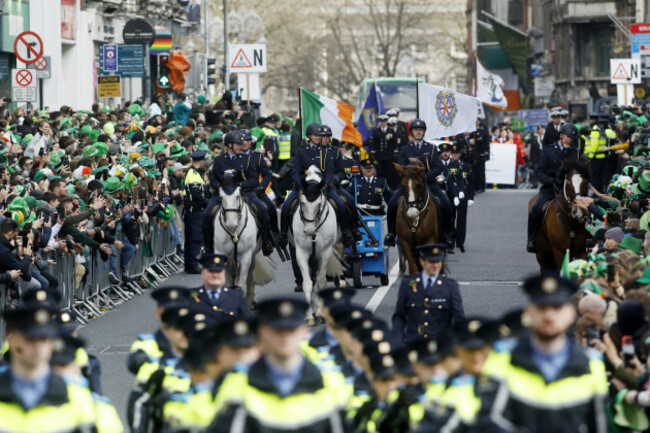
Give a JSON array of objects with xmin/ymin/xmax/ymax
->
[
  {"xmin": 229, "ymin": 74, "xmax": 237, "ymax": 91},
  {"xmin": 157, "ymin": 53, "xmax": 170, "ymax": 89},
  {"xmin": 207, "ymin": 58, "xmax": 216, "ymax": 86}
]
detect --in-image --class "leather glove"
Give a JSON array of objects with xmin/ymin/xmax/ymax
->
[
  {"xmin": 453, "ymin": 197, "xmax": 460, "ymax": 207},
  {"xmin": 468, "ymin": 200, "xmax": 474, "ymax": 207},
  {"xmin": 254, "ymin": 185, "xmax": 264, "ymax": 196},
  {"xmin": 459, "ymin": 192, "xmax": 465, "ymax": 200}
]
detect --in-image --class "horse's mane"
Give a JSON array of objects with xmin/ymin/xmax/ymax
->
[{"xmin": 564, "ymin": 159, "xmax": 591, "ymax": 180}]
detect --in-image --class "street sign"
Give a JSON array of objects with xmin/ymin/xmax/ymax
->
[
  {"xmin": 13, "ymin": 31, "xmax": 43, "ymax": 64},
  {"xmin": 102, "ymin": 44, "xmax": 118, "ymax": 72},
  {"xmin": 26, "ymin": 56, "xmax": 51, "ymax": 79},
  {"xmin": 631, "ymin": 23, "xmax": 650, "ymax": 77},
  {"xmin": 610, "ymin": 59, "xmax": 641, "ymax": 84},
  {"xmin": 99, "ymin": 44, "xmax": 145, "ymax": 78},
  {"xmin": 98, "ymin": 76, "xmax": 121, "ymax": 98},
  {"xmin": 11, "ymin": 69, "xmax": 36, "ymax": 102},
  {"xmin": 229, "ymin": 44, "xmax": 267, "ymax": 73},
  {"xmin": 122, "ymin": 18, "xmax": 155, "ymax": 46},
  {"xmin": 519, "ymin": 109, "xmax": 550, "ymax": 132},
  {"xmin": 237, "ymin": 73, "xmax": 260, "ymax": 101}
]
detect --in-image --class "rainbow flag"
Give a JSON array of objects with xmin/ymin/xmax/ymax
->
[{"xmin": 150, "ymin": 26, "xmax": 172, "ymax": 55}]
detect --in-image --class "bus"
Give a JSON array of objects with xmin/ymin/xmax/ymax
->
[{"xmin": 355, "ymin": 77, "xmax": 424, "ymax": 121}]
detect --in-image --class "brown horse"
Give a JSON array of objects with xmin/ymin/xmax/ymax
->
[
  {"xmin": 394, "ymin": 159, "xmax": 439, "ymax": 275},
  {"xmin": 528, "ymin": 160, "xmax": 592, "ymax": 270}
]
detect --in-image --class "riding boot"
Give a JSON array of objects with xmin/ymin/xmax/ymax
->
[
  {"xmin": 202, "ymin": 214, "xmax": 215, "ymax": 254},
  {"xmin": 339, "ymin": 207, "xmax": 355, "ymax": 247},
  {"xmin": 385, "ymin": 196, "xmax": 399, "ymax": 247},
  {"xmin": 261, "ymin": 226, "xmax": 275, "ymax": 256},
  {"xmin": 527, "ymin": 212, "xmax": 537, "ymax": 253},
  {"xmin": 278, "ymin": 199, "xmax": 293, "ymax": 248}
]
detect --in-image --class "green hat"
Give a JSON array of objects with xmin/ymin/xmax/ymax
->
[
  {"xmin": 88, "ymin": 130, "xmax": 101, "ymax": 143},
  {"xmin": 122, "ymin": 172, "xmax": 138, "ymax": 188},
  {"xmin": 637, "ymin": 266, "xmax": 650, "ymax": 285},
  {"xmin": 164, "ymin": 129, "xmax": 176, "ymax": 137},
  {"xmin": 92, "ymin": 166, "xmax": 109, "ymax": 176},
  {"xmin": 24, "ymin": 196, "xmax": 43, "ymax": 209},
  {"xmin": 197, "ymin": 95, "xmax": 206, "ymax": 104},
  {"xmin": 93, "ymin": 142, "xmax": 109, "ymax": 156},
  {"xmin": 22, "ymin": 134, "xmax": 33, "ymax": 144},
  {"xmin": 617, "ymin": 236, "xmax": 643, "ymax": 255},
  {"xmin": 633, "ymin": 172, "xmax": 650, "ymax": 195},
  {"xmin": 66, "ymin": 184, "xmax": 75, "ymax": 195},
  {"xmin": 159, "ymin": 204, "xmax": 175, "ymax": 222},
  {"xmin": 8, "ymin": 197, "xmax": 35, "ymax": 226},
  {"xmin": 139, "ymin": 158, "xmax": 156, "ymax": 168},
  {"xmin": 80, "ymin": 125, "xmax": 93, "ymax": 134},
  {"xmin": 147, "ymin": 169, "xmax": 161, "ymax": 178},
  {"xmin": 567, "ymin": 259, "xmax": 589, "ymax": 279},
  {"xmin": 197, "ymin": 142, "xmax": 209, "ymax": 152},
  {"xmin": 49, "ymin": 152, "xmax": 62, "ymax": 166},
  {"xmin": 33, "ymin": 170, "xmax": 45, "ymax": 182},
  {"xmin": 169, "ymin": 144, "xmax": 185, "ymax": 158},
  {"xmin": 209, "ymin": 130, "xmax": 224, "ymax": 141},
  {"xmin": 82, "ymin": 145, "xmax": 101, "ymax": 158},
  {"xmin": 105, "ymin": 176, "xmax": 123, "ymax": 194},
  {"xmin": 151, "ymin": 143, "xmax": 166, "ymax": 155},
  {"xmin": 103, "ymin": 123, "xmax": 115, "ymax": 135}
]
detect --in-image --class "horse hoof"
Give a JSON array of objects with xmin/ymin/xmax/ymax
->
[
  {"xmin": 294, "ymin": 286, "xmax": 303, "ymax": 293},
  {"xmin": 339, "ymin": 280, "xmax": 350, "ymax": 288},
  {"xmin": 306, "ymin": 317, "xmax": 317, "ymax": 327}
]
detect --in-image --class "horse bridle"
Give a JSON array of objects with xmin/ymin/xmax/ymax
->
[
  {"xmin": 557, "ymin": 178, "xmax": 587, "ymax": 222},
  {"xmin": 299, "ymin": 192, "xmax": 330, "ymax": 259},
  {"xmin": 218, "ymin": 194, "xmax": 249, "ymax": 281}
]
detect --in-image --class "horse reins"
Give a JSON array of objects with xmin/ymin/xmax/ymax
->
[
  {"xmin": 299, "ymin": 192, "xmax": 330, "ymax": 259},
  {"xmin": 553, "ymin": 178, "xmax": 587, "ymax": 260}
]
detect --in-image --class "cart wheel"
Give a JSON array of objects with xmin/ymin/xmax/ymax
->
[
  {"xmin": 380, "ymin": 273, "xmax": 389, "ymax": 286},
  {"xmin": 352, "ymin": 260, "xmax": 363, "ymax": 288}
]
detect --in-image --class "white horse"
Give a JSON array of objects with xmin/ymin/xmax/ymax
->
[
  {"xmin": 291, "ymin": 166, "xmax": 344, "ymax": 325},
  {"xmin": 214, "ymin": 184, "xmax": 274, "ymax": 306}
]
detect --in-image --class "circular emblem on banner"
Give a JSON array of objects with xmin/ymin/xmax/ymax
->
[{"xmin": 435, "ymin": 90, "xmax": 458, "ymax": 128}]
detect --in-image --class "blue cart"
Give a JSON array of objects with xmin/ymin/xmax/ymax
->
[{"xmin": 344, "ymin": 169, "xmax": 390, "ymax": 288}]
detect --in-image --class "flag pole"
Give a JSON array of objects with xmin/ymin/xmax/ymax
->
[
  {"xmin": 415, "ymin": 74, "xmax": 420, "ymax": 118},
  {"xmin": 475, "ymin": 54, "xmax": 479, "ymax": 97},
  {"xmin": 374, "ymin": 81, "xmax": 381, "ymax": 114},
  {"xmin": 298, "ymin": 85, "xmax": 303, "ymax": 139}
]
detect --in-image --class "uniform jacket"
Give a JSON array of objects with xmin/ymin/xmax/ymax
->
[
  {"xmin": 355, "ymin": 175, "xmax": 391, "ymax": 215},
  {"xmin": 240, "ymin": 151, "xmax": 271, "ymax": 192},
  {"xmin": 439, "ymin": 158, "xmax": 462, "ymax": 200},
  {"xmin": 534, "ymin": 142, "xmax": 579, "ymax": 196},
  {"xmin": 397, "ymin": 141, "xmax": 443, "ymax": 189},
  {"xmin": 392, "ymin": 274, "xmax": 464, "ymax": 343},
  {"xmin": 208, "ymin": 153, "xmax": 245, "ymax": 190},
  {"xmin": 542, "ymin": 122, "xmax": 563, "ymax": 147},
  {"xmin": 292, "ymin": 144, "xmax": 340, "ymax": 186},
  {"xmin": 192, "ymin": 285, "xmax": 252, "ymax": 319},
  {"xmin": 127, "ymin": 329, "xmax": 173, "ymax": 375},
  {"xmin": 370, "ymin": 127, "xmax": 397, "ymax": 161}
]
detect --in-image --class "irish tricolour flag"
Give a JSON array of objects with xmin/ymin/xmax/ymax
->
[{"xmin": 300, "ymin": 88, "xmax": 362, "ymax": 146}]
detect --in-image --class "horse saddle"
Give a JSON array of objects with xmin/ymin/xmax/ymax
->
[{"xmin": 540, "ymin": 199, "xmax": 553, "ymax": 224}]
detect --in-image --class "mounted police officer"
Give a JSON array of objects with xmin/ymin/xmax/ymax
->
[
  {"xmin": 279, "ymin": 122, "xmax": 356, "ymax": 247},
  {"xmin": 384, "ymin": 119, "xmax": 454, "ymax": 249},
  {"xmin": 184, "ymin": 150, "xmax": 210, "ymax": 273},
  {"xmin": 239, "ymin": 129, "xmax": 278, "ymax": 256},
  {"xmin": 356, "ymin": 159, "xmax": 391, "ymax": 216},
  {"xmin": 526, "ymin": 123, "xmax": 579, "ymax": 253},
  {"xmin": 202, "ymin": 131, "xmax": 274, "ymax": 256}
]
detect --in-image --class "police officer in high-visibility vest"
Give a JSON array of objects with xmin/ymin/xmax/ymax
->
[
  {"xmin": 0, "ymin": 303, "xmax": 98, "ymax": 433},
  {"xmin": 208, "ymin": 297, "xmax": 352, "ymax": 432},
  {"xmin": 483, "ymin": 274, "xmax": 609, "ymax": 433},
  {"xmin": 584, "ymin": 114, "xmax": 617, "ymax": 192},
  {"xmin": 183, "ymin": 150, "xmax": 210, "ymax": 273}
]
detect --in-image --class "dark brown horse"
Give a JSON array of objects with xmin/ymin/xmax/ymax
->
[
  {"xmin": 394, "ymin": 159, "xmax": 439, "ymax": 275},
  {"xmin": 528, "ymin": 160, "xmax": 592, "ymax": 270}
]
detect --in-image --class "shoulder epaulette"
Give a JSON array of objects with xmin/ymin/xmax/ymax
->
[
  {"xmin": 138, "ymin": 333, "xmax": 155, "ymax": 341},
  {"xmin": 493, "ymin": 337, "xmax": 517, "ymax": 353}
]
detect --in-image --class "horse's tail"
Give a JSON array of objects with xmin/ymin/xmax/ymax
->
[
  {"xmin": 253, "ymin": 252, "xmax": 275, "ymax": 286},
  {"xmin": 326, "ymin": 247, "xmax": 345, "ymax": 278}
]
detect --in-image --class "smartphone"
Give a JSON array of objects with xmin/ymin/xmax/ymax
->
[
  {"xmin": 139, "ymin": 199, "xmax": 146, "ymax": 208},
  {"xmin": 126, "ymin": 197, "xmax": 132, "ymax": 205},
  {"xmin": 622, "ymin": 336, "xmax": 635, "ymax": 367},
  {"xmin": 585, "ymin": 328, "xmax": 601, "ymax": 345},
  {"xmin": 43, "ymin": 213, "xmax": 50, "ymax": 224},
  {"xmin": 607, "ymin": 264, "xmax": 616, "ymax": 283},
  {"xmin": 62, "ymin": 156, "xmax": 70, "ymax": 167},
  {"xmin": 57, "ymin": 206, "xmax": 65, "ymax": 220},
  {"xmin": 38, "ymin": 148, "xmax": 45, "ymax": 157}
]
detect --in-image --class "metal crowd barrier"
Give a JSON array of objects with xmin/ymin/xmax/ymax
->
[{"xmin": 0, "ymin": 221, "xmax": 184, "ymax": 340}]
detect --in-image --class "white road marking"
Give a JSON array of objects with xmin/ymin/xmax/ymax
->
[{"xmin": 366, "ymin": 260, "xmax": 400, "ymax": 312}]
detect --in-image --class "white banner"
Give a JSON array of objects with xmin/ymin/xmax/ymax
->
[
  {"xmin": 475, "ymin": 59, "xmax": 508, "ymax": 108},
  {"xmin": 418, "ymin": 83, "xmax": 479, "ymax": 141},
  {"xmin": 485, "ymin": 143, "xmax": 517, "ymax": 185}
]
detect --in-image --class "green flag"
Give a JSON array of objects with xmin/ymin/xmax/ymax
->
[
  {"xmin": 488, "ymin": 17, "xmax": 529, "ymax": 83},
  {"xmin": 560, "ymin": 250, "xmax": 570, "ymax": 278}
]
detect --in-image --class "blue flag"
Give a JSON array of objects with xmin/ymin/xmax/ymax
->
[{"xmin": 356, "ymin": 83, "xmax": 385, "ymax": 142}]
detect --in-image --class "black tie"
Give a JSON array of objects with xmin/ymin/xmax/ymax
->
[{"xmin": 425, "ymin": 278, "xmax": 433, "ymax": 293}]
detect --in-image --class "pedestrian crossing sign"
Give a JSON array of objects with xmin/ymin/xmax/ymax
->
[
  {"xmin": 610, "ymin": 59, "xmax": 641, "ymax": 84},
  {"xmin": 231, "ymin": 49, "xmax": 252, "ymax": 68}
]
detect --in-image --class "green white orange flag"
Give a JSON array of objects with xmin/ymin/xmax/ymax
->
[{"xmin": 300, "ymin": 88, "xmax": 362, "ymax": 146}]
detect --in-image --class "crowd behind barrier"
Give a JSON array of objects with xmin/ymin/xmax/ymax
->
[{"xmin": 0, "ymin": 222, "xmax": 182, "ymax": 341}]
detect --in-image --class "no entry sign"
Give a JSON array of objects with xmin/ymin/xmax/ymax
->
[{"xmin": 14, "ymin": 31, "xmax": 43, "ymax": 64}]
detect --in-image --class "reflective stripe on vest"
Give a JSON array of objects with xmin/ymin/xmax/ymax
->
[
  {"xmin": 278, "ymin": 133, "xmax": 291, "ymax": 160},
  {"xmin": 586, "ymin": 128, "xmax": 606, "ymax": 159}
]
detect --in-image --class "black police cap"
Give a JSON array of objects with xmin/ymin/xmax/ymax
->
[
  {"xmin": 51, "ymin": 334, "xmax": 85, "ymax": 366},
  {"xmin": 353, "ymin": 318, "xmax": 389, "ymax": 343},
  {"xmin": 360, "ymin": 159, "xmax": 374, "ymax": 168},
  {"xmin": 257, "ymin": 297, "xmax": 309, "ymax": 330},
  {"xmin": 452, "ymin": 317, "xmax": 492, "ymax": 349},
  {"xmin": 21, "ymin": 288, "xmax": 62, "ymax": 308},
  {"xmin": 190, "ymin": 150, "xmax": 207, "ymax": 161},
  {"xmin": 522, "ymin": 273, "xmax": 577, "ymax": 306},
  {"xmin": 180, "ymin": 307, "xmax": 220, "ymax": 338},
  {"xmin": 451, "ymin": 143, "xmax": 462, "ymax": 154},
  {"xmin": 224, "ymin": 131, "xmax": 245, "ymax": 145},
  {"xmin": 216, "ymin": 317, "xmax": 257, "ymax": 347},
  {"xmin": 3, "ymin": 304, "xmax": 58, "ymax": 338},
  {"xmin": 328, "ymin": 304, "xmax": 370, "ymax": 329},
  {"xmin": 318, "ymin": 287, "xmax": 355, "ymax": 307},
  {"xmin": 199, "ymin": 253, "xmax": 228, "ymax": 272},
  {"xmin": 151, "ymin": 286, "xmax": 190, "ymax": 306},
  {"xmin": 365, "ymin": 340, "xmax": 396, "ymax": 379},
  {"xmin": 408, "ymin": 334, "xmax": 453, "ymax": 365},
  {"xmin": 305, "ymin": 123, "xmax": 322, "ymax": 136},
  {"xmin": 161, "ymin": 303, "xmax": 193, "ymax": 328},
  {"xmin": 54, "ymin": 309, "xmax": 80, "ymax": 335},
  {"xmin": 439, "ymin": 143, "xmax": 452, "ymax": 153},
  {"xmin": 416, "ymin": 243, "xmax": 447, "ymax": 262},
  {"xmin": 182, "ymin": 336, "xmax": 220, "ymax": 370},
  {"xmin": 410, "ymin": 119, "xmax": 427, "ymax": 130}
]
